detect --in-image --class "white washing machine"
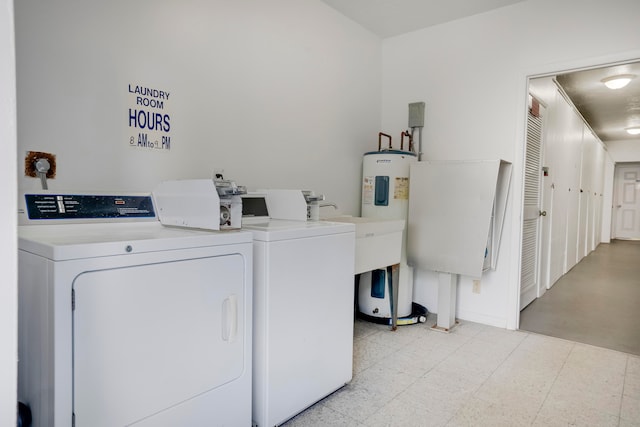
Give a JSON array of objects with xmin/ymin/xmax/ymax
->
[
  {"xmin": 243, "ymin": 219, "xmax": 355, "ymax": 427},
  {"xmin": 18, "ymin": 193, "xmax": 253, "ymax": 427}
]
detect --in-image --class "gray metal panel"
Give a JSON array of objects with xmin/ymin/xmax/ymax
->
[{"xmin": 407, "ymin": 159, "xmax": 511, "ymax": 278}]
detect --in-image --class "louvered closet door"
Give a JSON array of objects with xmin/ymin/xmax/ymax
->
[{"xmin": 520, "ymin": 100, "xmax": 544, "ymax": 310}]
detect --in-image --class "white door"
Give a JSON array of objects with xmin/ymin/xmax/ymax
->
[
  {"xmin": 520, "ymin": 96, "xmax": 545, "ymax": 310},
  {"xmin": 577, "ymin": 188, "xmax": 588, "ymax": 260},
  {"xmin": 614, "ymin": 163, "xmax": 640, "ymax": 239},
  {"xmin": 73, "ymin": 254, "xmax": 245, "ymax": 427}
]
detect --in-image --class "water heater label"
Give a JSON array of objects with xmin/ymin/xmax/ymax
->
[
  {"xmin": 362, "ymin": 176, "xmax": 374, "ymax": 205},
  {"xmin": 394, "ymin": 177, "xmax": 410, "ymax": 200}
]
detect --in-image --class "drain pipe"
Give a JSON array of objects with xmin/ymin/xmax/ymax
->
[
  {"xmin": 34, "ymin": 158, "xmax": 51, "ymax": 190},
  {"xmin": 408, "ymin": 102, "xmax": 425, "ymax": 160}
]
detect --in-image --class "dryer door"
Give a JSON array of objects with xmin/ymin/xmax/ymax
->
[{"xmin": 72, "ymin": 254, "xmax": 245, "ymax": 427}]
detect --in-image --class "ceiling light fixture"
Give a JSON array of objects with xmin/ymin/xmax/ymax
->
[
  {"xmin": 625, "ymin": 126, "xmax": 640, "ymax": 135},
  {"xmin": 601, "ymin": 74, "xmax": 636, "ymax": 89}
]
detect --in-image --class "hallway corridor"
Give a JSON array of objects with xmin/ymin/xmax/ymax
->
[{"xmin": 520, "ymin": 239, "xmax": 640, "ymax": 356}]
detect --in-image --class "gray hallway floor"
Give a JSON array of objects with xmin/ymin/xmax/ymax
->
[{"xmin": 519, "ymin": 239, "xmax": 640, "ymax": 356}]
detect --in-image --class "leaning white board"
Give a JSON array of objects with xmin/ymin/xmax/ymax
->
[{"xmin": 407, "ymin": 159, "xmax": 512, "ymax": 278}]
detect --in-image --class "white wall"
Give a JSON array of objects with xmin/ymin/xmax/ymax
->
[
  {"xmin": 606, "ymin": 139, "xmax": 640, "ymax": 162},
  {"xmin": 15, "ymin": 0, "xmax": 382, "ymax": 216},
  {"xmin": 1, "ymin": 0, "xmax": 17, "ymax": 424},
  {"xmin": 529, "ymin": 77, "xmax": 618, "ymax": 246},
  {"xmin": 601, "ymin": 156, "xmax": 615, "ymax": 243},
  {"xmin": 381, "ymin": 0, "xmax": 640, "ymax": 328},
  {"xmin": 13, "ymin": 0, "xmax": 640, "ymax": 335},
  {"xmin": 539, "ymin": 90, "xmax": 608, "ymax": 286}
]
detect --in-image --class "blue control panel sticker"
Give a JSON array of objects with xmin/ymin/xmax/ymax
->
[{"xmin": 25, "ymin": 194, "xmax": 156, "ymax": 220}]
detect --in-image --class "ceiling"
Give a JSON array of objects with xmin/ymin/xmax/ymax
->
[
  {"xmin": 320, "ymin": 1, "xmax": 640, "ymax": 145},
  {"xmin": 319, "ymin": 0, "xmax": 526, "ymax": 38},
  {"xmin": 555, "ymin": 62, "xmax": 640, "ymax": 143}
]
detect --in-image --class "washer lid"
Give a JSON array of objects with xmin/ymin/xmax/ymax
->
[
  {"xmin": 324, "ymin": 216, "xmax": 404, "ymax": 238},
  {"xmin": 242, "ymin": 219, "xmax": 354, "ymax": 242},
  {"xmin": 18, "ymin": 222, "xmax": 253, "ymax": 261}
]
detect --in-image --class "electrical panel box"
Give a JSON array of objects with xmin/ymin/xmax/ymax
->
[{"xmin": 408, "ymin": 102, "xmax": 425, "ymax": 128}]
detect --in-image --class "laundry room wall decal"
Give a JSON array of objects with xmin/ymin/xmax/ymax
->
[{"xmin": 127, "ymin": 84, "xmax": 172, "ymax": 151}]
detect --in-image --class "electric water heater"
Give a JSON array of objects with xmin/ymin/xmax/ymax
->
[{"xmin": 360, "ymin": 149, "xmax": 417, "ymax": 319}]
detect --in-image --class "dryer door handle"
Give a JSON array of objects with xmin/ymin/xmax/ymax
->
[{"xmin": 222, "ymin": 295, "xmax": 238, "ymax": 343}]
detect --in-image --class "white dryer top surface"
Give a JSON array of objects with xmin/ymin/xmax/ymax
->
[
  {"xmin": 18, "ymin": 222, "xmax": 253, "ymax": 261},
  {"xmin": 242, "ymin": 219, "xmax": 355, "ymax": 242}
]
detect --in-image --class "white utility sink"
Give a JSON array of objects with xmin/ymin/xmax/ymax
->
[{"xmin": 326, "ymin": 216, "xmax": 404, "ymax": 274}]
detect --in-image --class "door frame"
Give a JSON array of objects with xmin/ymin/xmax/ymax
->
[
  {"xmin": 509, "ymin": 49, "xmax": 640, "ymax": 330},
  {"xmin": 612, "ymin": 162, "xmax": 640, "ymax": 240}
]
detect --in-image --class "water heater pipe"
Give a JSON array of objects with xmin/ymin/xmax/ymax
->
[
  {"xmin": 400, "ymin": 131, "xmax": 413, "ymax": 152},
  {"xmin": 378, "ymin": 132, "xmax": 392, "ymax": 151}
]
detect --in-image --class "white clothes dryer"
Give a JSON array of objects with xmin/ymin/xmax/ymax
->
[{"xmin": 18, "ymin": 193, "xmax": 253, "ymax": 427}]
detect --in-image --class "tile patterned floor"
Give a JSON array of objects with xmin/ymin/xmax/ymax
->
[{"xmin": 282, "ymin": 316, "xmax": 640, "ymax": 426}]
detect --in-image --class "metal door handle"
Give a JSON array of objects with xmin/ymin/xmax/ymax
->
[
  {"xmin": 222, "ymin": 295, "xmax": 238, "ymax": 343},
  {"xmin": 539, "ymin": 210, "xmax": 547, "ymax": 217}
]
